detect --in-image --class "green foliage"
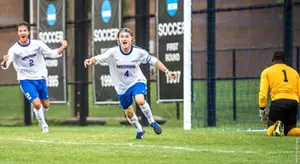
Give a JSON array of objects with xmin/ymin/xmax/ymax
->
[
  {"xmin": 0, "ymin": 86, "xmax": 24, "ymax": 118},
  {"xmin": 0, "ymin": 80, "xmax": 271, "ymax": 129},
  {"xmin": 0, "ymin": 82, "xmax": 181, "ymax": 127},
  {"xmin": 192, "ymin": 79, "xmax": 264, "ymax": 129},
  {"xmin": 123, "ymin": 0, "xmax": 131, "ymax": 16}
]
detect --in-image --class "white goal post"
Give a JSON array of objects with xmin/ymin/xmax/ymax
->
[{"xmin": 183, "ymin": 0, "xmax": 192, "ymax": 130}]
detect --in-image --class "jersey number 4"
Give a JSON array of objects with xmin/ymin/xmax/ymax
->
[
  {"xmin": 282, "ymin": 70, "xmax": 288, "ymax": 82},
  {"xmin": 124, "ymin": 70, "xmax": 129, "ymax": 77}
]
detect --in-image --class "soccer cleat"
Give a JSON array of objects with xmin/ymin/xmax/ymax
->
[
  {"xmin": 42, "ymin": 126, "xmax": 49, "ymax": 133},
  {"xmin": 42, "ymin": 128, "xmax": 49, "ymax": 133},
  {"xmin": 150, "ymin": 121, "xmax": 162, "ymax": 135},
  {"xmin": 136, "ymin": 130, "xmax": 145, "ymax": 139},
  {"xmin": 273, "ymin": 120, "xmax": 284, "ymax": 136}
]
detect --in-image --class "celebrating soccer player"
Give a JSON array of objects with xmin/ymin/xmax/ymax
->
[
  {"xmin": 84, "ymin": 27, "xmax": 177, "ymax": 139},
  {"xmin": 259, "ymin": 51, "xmax": 300, "ymax": 136},
  {"xmin": 1, "ymin": 21, "xmax": 67, "ymax": 133}
]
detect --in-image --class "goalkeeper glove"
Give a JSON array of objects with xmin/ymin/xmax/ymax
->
[{"xmin": 259, "ymin": 107, "xmax": 269, "ymax": 124}]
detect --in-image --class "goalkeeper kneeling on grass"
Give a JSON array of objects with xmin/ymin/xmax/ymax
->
[{"xmin": 259, "ymin": 51, "xmax": 300, "ymax": 136}]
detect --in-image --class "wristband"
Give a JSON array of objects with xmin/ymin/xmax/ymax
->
[{"xmin": 164, "ymin": 69, "xmax": 169, "ymax": 74}]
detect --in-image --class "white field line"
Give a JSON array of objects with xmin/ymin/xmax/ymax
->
[{"xmin": 0, "ymin": 137, "xmax": 294, "ymax": 155}]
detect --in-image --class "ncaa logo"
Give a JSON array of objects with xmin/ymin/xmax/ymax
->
[
  {"xmin": 101, "ymin": 0, "xmax": 112, "ymax": 23},
  {"xmin": 46, "ymin": 3, "xmax": 56, "ymax": 26},
  {"xmin": 166, "ymin": 0, "xmax": 178, "ymax": 16}
]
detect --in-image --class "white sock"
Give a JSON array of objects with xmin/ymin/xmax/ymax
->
[
  {"xmin": 43, "ymin": 107, "xmax": 49, "ymax": 112},
  {"xmin": 126, "ymin": 113, "xmax": 143, "ymax": 132},
  {"xmin": 139, "ymin": 101, "xmax": 155, "ymax": 124},
  {"xmin": 33, "ymin": 106, "xmax": 48, "ymax": 128}
]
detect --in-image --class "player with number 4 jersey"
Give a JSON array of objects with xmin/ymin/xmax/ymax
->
[
  {"xmin": 1, "ymin": 21, "xmax": 67, "ymax": 133},
  {"xmin": 91, "ymin": 45, "xmax": 155, "ymax": 94},
  {"xmin": 259, "ymin": 51, "xmax": 300, "ymax": 136},
  {"xmin": 84, "ymin": 27, "xmax": 177, "ymax": 139}
]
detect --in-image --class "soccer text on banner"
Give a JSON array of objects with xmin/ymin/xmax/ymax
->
[
  {"xmin": 157, "ymin": 0, "xmax": 184, "ymax": 103},
  {"xmin": 92, "ymin": 0, "xmax": 121, "ymax": 104},
  {"xmin": 37, "ymin": 0, "xmax": 67, "ymax": 103}
]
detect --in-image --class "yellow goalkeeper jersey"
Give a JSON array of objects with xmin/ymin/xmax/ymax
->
[{"xmin": 259, "ymin": 63, "xmax": 300, "ymax": 108}]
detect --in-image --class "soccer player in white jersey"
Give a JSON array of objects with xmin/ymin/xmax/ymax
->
[
  {"xmin": 84, "ymin": 27, "xmax": 176, "ymax": 139},
  {"xmin": 1, "ymin": 21, "xmax": 67, "ymax": 133}
]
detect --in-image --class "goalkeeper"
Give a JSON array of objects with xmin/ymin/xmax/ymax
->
[{"xmin": 259, "ymin": 51, "xmax": 300, "ymax": 136}]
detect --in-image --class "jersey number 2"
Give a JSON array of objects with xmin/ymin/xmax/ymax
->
[
  {"xmin": 282, "ymin": 70, "xmax": 288, "ymax": 82},
  {"xmin": 124, "ymin": 70, "xmax": 129, "ymax": 77},
  {"xmin": 29, "ymin": 59, "xmax": 34, "ymax": 66}
]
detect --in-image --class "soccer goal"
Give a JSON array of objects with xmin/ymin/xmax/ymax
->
[{"xmin": 184, "ymin": 1, "xmax": 300, "ymax": 131}]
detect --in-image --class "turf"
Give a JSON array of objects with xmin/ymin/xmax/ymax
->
[
  {"xmin": 0, "ymin": 126, "xmax": 298, "ymax": 164},
  {"xmin": 0, "ymin": 81, "xmax": 299, "ymax": 163}
]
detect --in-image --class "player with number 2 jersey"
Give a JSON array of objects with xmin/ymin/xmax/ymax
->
[{"xmin": 1, "ymin": 21, "xmax": 67, "ymax": 133}]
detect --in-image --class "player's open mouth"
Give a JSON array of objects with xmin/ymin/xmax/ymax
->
[{"xmin": 21, "ymin": 36, "xmax": 26, "ymax": 39}]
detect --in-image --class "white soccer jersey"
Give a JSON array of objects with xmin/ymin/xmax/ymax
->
[
  {"xmin": 94, "ymin": 45, "xmax": 158, "ymax": 94},
  {"xmin": 1, "ymin": 39, "xmax": 62, "ymax": 80}
]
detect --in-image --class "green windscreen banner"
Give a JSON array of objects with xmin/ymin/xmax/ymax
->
[
  {"xmin": 37, "ymin": 0, "xmax": 67, "ymax": 103},
  {"xmin": 157, "ymin": 0, "xmax": 183, "ymax": 103},
  {"xmin": 92, "ymin": 0, "xmax": 121, "ymax": 104}
]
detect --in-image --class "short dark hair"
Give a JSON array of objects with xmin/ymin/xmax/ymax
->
[
  {"xmin": 117, "ymin": 27, "xmax": 133, "ymax": 38},
  {"xmin": 272, "ymin": 51, "xmax": 285, "ymax": 62},
  {"xmin": 17, "ymin": 21, "xmax": 30, "ymax": 31}
]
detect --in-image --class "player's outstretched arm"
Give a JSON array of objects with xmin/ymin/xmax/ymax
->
[
  {"xmin": 40, "ymin": 40, "xmax": 67, "ymax": 58},
  {"xmin": 84, "ymin": 49, "xmax": 112, "ymax": 68},
  {"xmin": 155, "ymin": 60, "xmax": 177, "ymax": 79},
  {"xmin": 258, "ymin": 70, "xmax": 269, "ymax": 108},
  {"xmin": 1, "ymin": 50, "xmax": 14, "ymax": 70},
  {"xmin": 84, "ymin": 57, "xmax": 97, "ymax": 68},
  {"xmin": 297, "ymin": 75, "xmax": 300, "ymax": 101},
  {"xmin": 1, "ymin": 55, "xmax": 8, "ymax": 68},
  {"xmin": 57, "ymin": 40, "xmax": 68, "ymax": 55}
]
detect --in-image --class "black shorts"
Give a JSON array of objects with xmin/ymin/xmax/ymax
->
[{"xmin": 268, "ymin": 99, "xmax": 298, "ymax": 135}]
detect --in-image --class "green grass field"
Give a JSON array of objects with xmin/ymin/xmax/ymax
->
[
  {"xmin": 0, "ymin": 126, "xmax": 298, "ymax": 164},
  {"xmin": 0, "ymin": 80, "xmax": 263, "ymax": 129},
  {"xmin": 1, "ymin": 81, "xmax": 299, "ymax": 163}
]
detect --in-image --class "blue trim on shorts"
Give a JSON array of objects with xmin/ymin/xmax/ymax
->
[
  {"xmin": 117, "ymin": 82, "xmax": 147, "ymax": 109},
  {"xmin": 19, "ymin": 79, "xmax": 49, "ymax": 103}
]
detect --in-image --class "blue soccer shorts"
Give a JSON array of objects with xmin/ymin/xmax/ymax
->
[
  {"xmin": 19, "ymin": 79, "xmax": 49, "ymax": 103},
  {"xmin": 118, "ymin": 82, "xmax": 147, "ymax": 109}
]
